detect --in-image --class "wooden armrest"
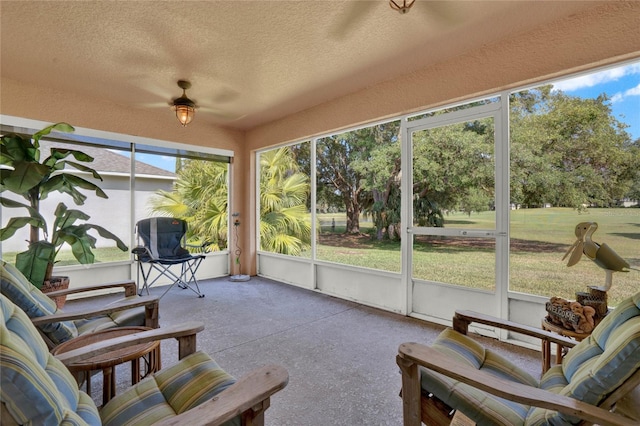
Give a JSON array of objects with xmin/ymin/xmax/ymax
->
[
  {"xmin": 398, "ymin": 342, "xmax": 635, "ymax": 426},
  {"xmin": 31, "ymin": 295, "xmax": 159, "ymax": 325},
  {"xmin": 155, "ymin": 364, "xmax": 289, "ymax": 426},
  {"xmin": 43, "ymin": 280, "xmax": 138, "ymax": 298},
  {"xmin": 55, "ymin": 321, "xmax": 205, "ymax": 365},
  {"xmin": 455, "ymin": 310, "xmax": 577, "ymax": 348}
]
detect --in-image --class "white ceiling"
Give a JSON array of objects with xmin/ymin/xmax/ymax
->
[{"xmin": 1, "ymin": 1, "xmax": 597, "ymax": 131}]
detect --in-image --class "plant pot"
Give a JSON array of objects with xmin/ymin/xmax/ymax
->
[{"xmin": 41, "ymin": 276, "xmax": 70, "ymax": 309}]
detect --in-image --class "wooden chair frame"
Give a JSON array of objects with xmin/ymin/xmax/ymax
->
[
  {"xmin": 397, "ymin": 310, "xmax": 640, "ymax": 426},
  {"xmin": 32, "ymin": 280, "xmax": 160, "ymax": 349},
  {"xmin": 55, "ymin": 321, "xmax": 289, "ymax": 426}
]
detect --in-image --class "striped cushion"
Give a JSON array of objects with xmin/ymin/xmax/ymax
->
[
  {"xmin": 537, "ymin": 364, "xmax": 567, "ymax": 393},
  {"xmin": 75, "ymin": 295, "xmax": 146, "ymax": 336},
  {"xmin": 1, "ymin": 259, "xmax": 145, "ymax": 346},
  {"xmin": 529, "ymin": 319, "xmax": 640, "ymax": 424},
  {"xmin": 424, "ymin": 292, "xmax": 640, "ymax": 426},
  {"xmin": 565, "ymin": 316, "xmax": 640, "ymax": 401},
  {"xmin": 0, "ymin": 259, "xmax": 78, "ymax": 345},
  {"xmin": 0, "ymin": 293, "xmax": 100, "ymax": 425},
  {"xmin": 100, "ymin": 350, "xmax": 238, "ymax": 426},
  {"xmin": 531, "ymin": 293, "xmax": 640, "ymax": 424},
  {"xmin": 421, "ymin": 328, "xmax": 538, "ymax": 426},
  {"xmin": 591, "ymin": 292, "xmax": 640, "ymax": 349}
]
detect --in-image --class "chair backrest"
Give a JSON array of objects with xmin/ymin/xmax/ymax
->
[
  {"xmin": 0, "ymin": 259, "xmax": 78, "ymax": 346},
  {"xmin": 532, "ymin": 292, "xmax": 640, "ymax": 423},
  {"xmin": 0, "ymin": 293, "xmax": 101, "ymax": 425},
  {"xmin": 136, "ymin": 217, "xmax": 190, "ymax": 260}
]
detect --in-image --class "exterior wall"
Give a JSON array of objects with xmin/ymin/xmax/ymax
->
[{"xmin": 0, "ymin": 174, "xmax": 174, "ymax": 253}]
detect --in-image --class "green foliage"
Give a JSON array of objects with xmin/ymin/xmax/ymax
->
[
  {"xmin": 148, "ymin": 160, "xmax": 229, "ymax": 250},
  {"xmin": 510, "ymin": 87, "xmax": 636, "ymax": 208},
  {"xmin": 259, "ymin": 147, "xmax": 311, "ymax": 255},
  {"xmin": 318, "ymin": 121, "xmax": 400, "ymax": 235},
  {"xmin": 149, "ymin": 147, "xmax": 312, "ymax": 257},
  {"xmin": 314, "ymin": 89, "xmax": 637, "ymax": 247},
  {"xmin": 413, "ymin": 197, "xmax": 444, "ymax": 227},
  {"xmin": 412, "ymin": 117, "xmax": 495, "ymax": 221},
  {"xmin": 0, "ymin": 123, "xmax": 128, "ymax": 287}
]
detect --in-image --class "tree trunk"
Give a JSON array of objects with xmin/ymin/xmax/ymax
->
[{"xmin": 345, "ymin": 198, "xmax": 360, "ymax": 234}]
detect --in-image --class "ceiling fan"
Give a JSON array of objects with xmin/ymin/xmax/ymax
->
[
  {"xmin": 133, "ymin": 78, "xmax": 244, "ymax": 124},
  {"xmin": 389, "ymin": 0, "xmax": 415, "ymax": 14},
  {"xmin": 172, "ymin": 80, "xmax": 196, "ymax": 126},
  {"xmin": 330, "ymin": 0, "xmax": 458, "ymax": 39}
]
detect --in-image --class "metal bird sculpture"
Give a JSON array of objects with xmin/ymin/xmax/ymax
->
[{"xmin": 562, "ymin": 222, "xmax": 630, "ymax": 291}]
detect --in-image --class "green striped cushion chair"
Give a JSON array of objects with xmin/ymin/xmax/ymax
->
[
  {"xmin": 421, "ymin": 291, "xmax": 640, "ymax": 425},
  {"xmin": 0, "ymin": 293, "xmax": 239, "ymax": 425},
  {"xmin": 0, "ymin": 259, "xmax": 145, "ymax": 347}
]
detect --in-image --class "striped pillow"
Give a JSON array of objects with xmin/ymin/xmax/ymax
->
[
  {"xmin": 101, "ymin": 350, "xmax": 238, "ymax": 426},
  {"xmin": 75, "ymin": 295, "xmax": 146, "ymax": 336},
  {"xmin": 0, "ymin": 294, "xmax": 100, "ymax": 425},
  {"xmin": 529, "ymin": 292, "xmax": 640, "ymax": 424},
  {"xmin": 421, "ymin": 328, "xmax": 538, "ymax": 426},
  {"xmin": 0, "ymin": 260, "xmax": 78, "ymax": 345}
]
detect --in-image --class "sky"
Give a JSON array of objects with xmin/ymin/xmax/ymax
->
[
  {"xmin": 140, "ymin": 61, "xmax": 640, "ymax": 172},
  {"xmin": 552, "ymin": 61, "xmax": 640, "ymax": 141},
  {"xmin": 136, "ymin": 153, "xmax": 176, "ymax": 173}
]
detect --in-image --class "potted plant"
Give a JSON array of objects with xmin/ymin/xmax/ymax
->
[{"xmin": 0, "ymin": 122, "xmax": 127, "ymax": 301}]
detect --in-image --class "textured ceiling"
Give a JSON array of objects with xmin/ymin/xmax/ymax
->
[{"xmin": 1, "ymin": 1, "xmax": 597, "ymax": 130}]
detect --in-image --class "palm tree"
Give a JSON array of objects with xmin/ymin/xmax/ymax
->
[
  {"xmin": 259, "ymin": 147, "xmax": 311, "ymax": 255},
  {"xmin": 149, "ymin": 147, "xmax": 311, "ymax": 256},
  {"xmin": 148, "ymin": 160, "xmax": 228, "ymax": 250}
]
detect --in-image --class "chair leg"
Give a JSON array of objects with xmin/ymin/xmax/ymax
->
[
  {"xmin": 397, "ymin": 355, "xmax": 423, "ymax": 426},
  {"xmin": 178, "ymin": 257, "xmax": 205, "ymax": 298},
  {"xmin": 398, "ymin": 353, "xmax": 455, "ymax": 426},
  {"xmin": 136, "ymin": 256, "xmax": 206, "ymax": 299}
]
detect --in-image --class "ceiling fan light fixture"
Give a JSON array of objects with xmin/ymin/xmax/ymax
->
[
  {"xmin": 173, "ymin": 103, "xmax": 195, "ymax": 126},
  {"xmin": 172, "ymin": 80, "xmax": 196, "ymax": 126},
  {"xmin": 389, "ymin": 0, "xmax": 415, "ymax": 14}
]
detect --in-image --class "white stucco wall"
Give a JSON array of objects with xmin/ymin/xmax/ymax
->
[{"xmin": 0, "ymin": 173, "xmax": 174, "ymax": 253}]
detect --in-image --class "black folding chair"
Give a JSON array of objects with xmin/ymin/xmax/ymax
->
[{"xmin": 132, "ymin": 217, "xmax": 207, "ymax": 299}]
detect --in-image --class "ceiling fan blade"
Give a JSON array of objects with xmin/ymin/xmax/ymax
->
[
  {"xmin": 198, "ymin": 106, "xmax": 245, "ymax": 120},
  {"xmin": 136, "ymin": 101, "xmax": 172, "ymax": 109},
  {"xmin": 210, "ymin": 86, "xmax": 240, "ymax": 104},
  {"xmin": 330, "ymin": 1, "xmax": 378, "ymax": 39},
  {"xmin": 132, "ymin": 78, "xmax": 175, "ymax": 100}
]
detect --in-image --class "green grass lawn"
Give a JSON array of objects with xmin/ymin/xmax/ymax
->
[
  {"xmin": 316, "ymin": 208, "xmax": 639, "ymax": 305},
  {"xmin": 1, "ymin": 247, "xmax": 129, "ymax": 267}
]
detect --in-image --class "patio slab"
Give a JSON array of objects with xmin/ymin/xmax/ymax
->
[{"xmin": 66, "ymin": 275, "xmax": 540, "ymax": 425}]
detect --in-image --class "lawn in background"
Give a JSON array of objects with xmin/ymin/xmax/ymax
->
[{"xmin": 317, "ymin": 207, "xmax": 639, "ymax": 305}]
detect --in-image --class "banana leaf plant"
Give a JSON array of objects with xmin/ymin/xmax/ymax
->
[{"xmin": 0, "ymin": 122, "xmax": 127, "ymax": 288}]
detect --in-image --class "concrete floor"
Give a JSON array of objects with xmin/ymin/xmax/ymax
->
[{"xmin": 66, "ymin": 276, "xmax": 541, "ymax": 425}]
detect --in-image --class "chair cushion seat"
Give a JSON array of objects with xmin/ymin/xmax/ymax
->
[
  {"xmin": 528, "ymin": 294, "xmax": 640, "ymax": 424},
  {"xmin": 1, "ymin": 260, "xmax": 149, "ymax": 347},
  {"xmin": 421, "ymin": 328, "xmax": 538, "ymax": 426},
  {"xmin": 75, "ymin": 296, "xmax": 146, "ymax": 336},
  {"xmin": 423, "ymin": 292, "xmax": 640, "ymax": 426},
  {"xmin": 100, "ymin": 350, "xmax": 237, "ymax": 426}
]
